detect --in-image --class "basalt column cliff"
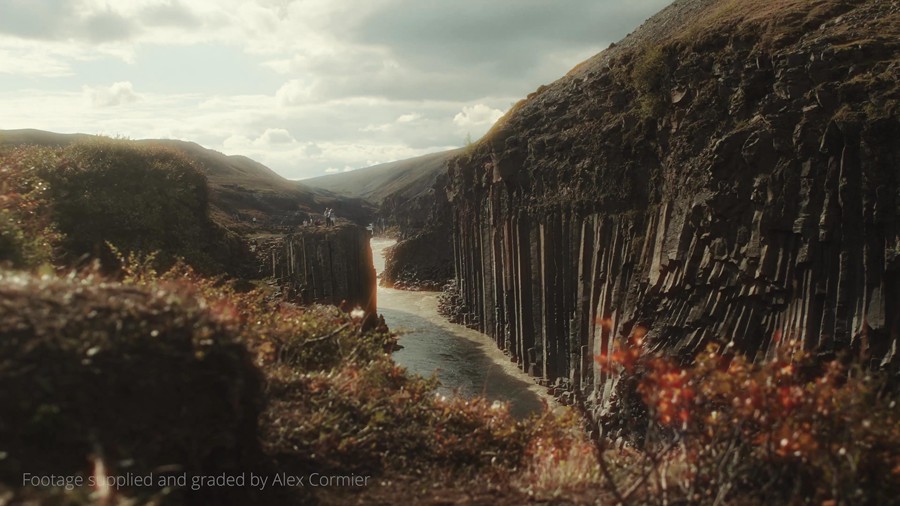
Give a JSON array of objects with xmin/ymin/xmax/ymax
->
[
  {"xmin": 264, "ymin": 224, "xmax": 377, "ymax": 315},
  {"xmin": 447, "ymin": 0, "xmax": 899, "ymax": 418}
]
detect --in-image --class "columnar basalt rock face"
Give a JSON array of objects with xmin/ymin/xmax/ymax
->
[
  {"xmin": 448, "ymin": 0, "xmax": 899, "ymax": 419},
  {"xmin": 381, "ymin": 173, "xmax": 456, "ymax": 290},
  {"xmin": 267, "ymin": 224, "xmax": 377, "ymax": 315}
]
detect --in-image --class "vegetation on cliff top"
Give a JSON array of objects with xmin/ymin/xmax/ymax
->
[
  {"xmin": 4, "ymin": 256, "xmax": 897, "ymax": 504},
  {"xmin": 0, "ymin": 255, "xmax": 592, "ymax": 505}
]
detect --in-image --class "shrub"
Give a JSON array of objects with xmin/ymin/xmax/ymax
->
[
  {"xmin": 0, "ymin": 146, "xmax": 60, "ymax": 268},
  {"xmin": 256, "ymin": 304, "xmax": 534, "ymax": 476},
  {"xmin": 516, "ymin": 409, "xmax": 602, "ymax": 499},
  {"xmin": 0, "ymin": 269, "xmax": 263, "ymax": 503},
  {"xmin": 38, "ymin": 139, "xmax": 221, "ymax": 271},
  {"xmin": 0, "ymin": 256, "xmax": 593, "ymax": 504},
  {"xmin": 0, "ymin": 139, "xmax": 254, "ymax": 276},
  {"xmin": 630, "ymin": 47, "xmax": 669, "ymax": 118},
  {"xmin": 109, "ymin": 256, "xmax": 538, "ymax": 479},
  {"xmin": 595, "ymin": 332, "xmax": 900, "ymax": 505}
]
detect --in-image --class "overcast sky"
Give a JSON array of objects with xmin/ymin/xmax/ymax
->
[{"xmin": 0, "ymin": 0, "xmax": 669, "ymax": 179}]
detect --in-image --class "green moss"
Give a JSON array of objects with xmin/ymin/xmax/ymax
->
[
  {"xmin": 0, "ymin": 210, "xmax": 48, "ymax": 267},
  {"xmin": 630, "ymin": 46, "xmax": 669, "ymax": 119}
]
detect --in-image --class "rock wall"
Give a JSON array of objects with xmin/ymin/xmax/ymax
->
[
  {"xmin": 381, "ymin": 173, "xmax": 455, "ymax": 290},
  {"xmin": 447, "ymin": 0, "xmax": 899, "ymax": 419},
  {"xmin": 266, "ymin": 224, "xmax": 377, "ymax": 315},
  {"xmin": 381, "ymin": 230, "xmax": 454, "ymax": 290}
]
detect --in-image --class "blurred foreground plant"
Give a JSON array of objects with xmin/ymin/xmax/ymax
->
[
  {"xmin": 0, "ymin": 146, "xmax": 60, "ymax": 268},
  {"xmin": 594, "ymin": 331, "xmax": 899, "ymax": 505}
]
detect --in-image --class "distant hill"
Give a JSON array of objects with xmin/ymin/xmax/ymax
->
[
  {"xmin": 304, "ymin": 148, "xmax": 461, "ymax": 238},
  {"xmin": 0, "ymin": 129, "xmax": 370, "ymax": 232},
  {"xmin": 304, "ymin": 148, "xmax": 462, "ymax": 205}
]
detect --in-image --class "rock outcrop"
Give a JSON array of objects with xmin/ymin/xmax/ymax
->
[
  {"xmin": 381, "ymin": 230, "xmax": 454, "ymax": 290},
  {"xmin": 380, "ymin": 172, "xmax": 455, "ymax": 290},
  {"xmin": 264, "ymin": 223, "xmax": 377, "ymax": 315},
  {"xmin": 447, "ymin": 0, "xmax": 899, "ymax": 421}
]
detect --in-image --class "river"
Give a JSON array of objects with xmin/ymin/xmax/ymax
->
[{"xmin": 371, "ymin": 238, "xmax": 547, "ymax": 419}]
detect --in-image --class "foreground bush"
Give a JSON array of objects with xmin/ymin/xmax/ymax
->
[
  {"xmin": 0, "ymin": 146, "xmax": 59, "ymax": 268},
  {"xmin": 3, "ymin": 259, "xmax": 895, "ymax": 505},
  {"xmin": 0, "ymin": 140, "xmax": 251, "ymax": 275},
  {"xmin": 128, "ymin": 263, "xmax": 580, "ymax": 498},
  {"xmin": 0, "ymin": 257, "xmax": 582, "ymax": 504},
  {"xmin": 595, "ymin": 332, "xmax": 900, "ymax": 505},
  {"xmin": 0, "ymin": 269, "xmax": 263, "ymax": 503},
  {"xmin": 237, "ymin": 285, "xmax": 535, "ymax": 476}
]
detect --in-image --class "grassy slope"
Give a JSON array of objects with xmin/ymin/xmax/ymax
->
[
  {"xmin": 0, "ymin": 129, "xmax": 371, "ymax": 231},
  {"xmin": 1, "ymin": 139, "xmax": 261, "ymax": 275}
]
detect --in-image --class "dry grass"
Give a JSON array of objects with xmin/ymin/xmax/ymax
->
[{"xmin": 674, "ymin": 0, "xmax": 861, "ymax": 48}]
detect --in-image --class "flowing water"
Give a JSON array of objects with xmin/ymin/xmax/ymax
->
[{"xmin": 372, "ymin": 238, "xmax": 547, "ymax": 419}]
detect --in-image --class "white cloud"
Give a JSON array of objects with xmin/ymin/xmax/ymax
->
[
  {"xmin": 0, "ymin": 46, "xmax": 72, "ymax": 77},
  {"xmin": 83, "ymin": 81, "xmax": 141, "ymax": 107},
  {"xmin": 222, "ymin": 133, "xmax": 252, "ymax": 151},
  {"xmin": 0, "ymin": 0, "xmax": 673, "ymax": 178},
  {"xmin": 142, "ymin": 1, "xmax": 201, "ymax": 28},
  {"xmin": 453, "ymin": 104, "xmax": 504, "ymax": 129},
  {"xmin": 254, "ymin": 128, "xmax": 295, "ymax": 146},
  {"xmin": 304, "ymin": 142, "xmax": 323, "ymax": 157},
  {"xmin": 275, "ymin": 79, "xmax": 317, "ymax": 106},
  {"xmin": 396, "ymin": 112, "xmax": 421, "ymax": 123},
  {"xmin": 360, "ymin": 123, "xmax": 389, "ymax": 133}
]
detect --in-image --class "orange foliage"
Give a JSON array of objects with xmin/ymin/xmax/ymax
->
[{"xmin": 597, "ymin": 334, "xmax": 899, "ymax": 504}]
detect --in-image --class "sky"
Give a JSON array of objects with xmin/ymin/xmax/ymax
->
[{"xmin": 0, "ymin": 0, "xmax": 670, "ymax": 180}]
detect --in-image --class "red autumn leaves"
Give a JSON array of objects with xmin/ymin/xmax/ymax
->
[{"xmin": 593, "ymin": 322, "xmax": 898, "ymax": 479}]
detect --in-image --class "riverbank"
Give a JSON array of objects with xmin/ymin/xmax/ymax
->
[{"xmin": 372, "ymin": 238, "xmax": 557, "ymax": 419}]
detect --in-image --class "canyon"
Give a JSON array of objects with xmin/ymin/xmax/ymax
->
[
  {"xmin": 301, "ymin": 0, "xmax": 900, "ymax": 430},
  {"xmin": 2, "ymin": 0, "xmax": 898, "ymax": 502}
]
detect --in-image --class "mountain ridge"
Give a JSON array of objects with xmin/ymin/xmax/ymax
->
[{"xmin": 304, "ymin": 148, "xmax": 463, "ymax": 205}]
